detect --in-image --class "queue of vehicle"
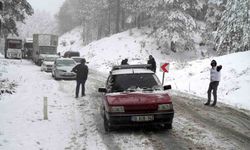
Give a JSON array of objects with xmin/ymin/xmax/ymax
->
[{"xmin": 3, "ymin": 35, "xmax": 174, "ymax": 132}]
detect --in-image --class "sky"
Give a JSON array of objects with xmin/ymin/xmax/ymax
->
[{"xmin": 27, "ymin": 0, "xmax": 65, "ymax": 15}]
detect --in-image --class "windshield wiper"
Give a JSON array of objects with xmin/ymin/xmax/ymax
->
[{"xmin": 142, "ymin": 87, "xmax": 154, "ymax": 91}]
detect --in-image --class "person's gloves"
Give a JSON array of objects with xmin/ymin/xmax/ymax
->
[{"xmin": 217, "ymin": 65, "xmax": 222, "ymax": 72}]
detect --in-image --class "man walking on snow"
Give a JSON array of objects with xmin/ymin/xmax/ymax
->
[
  {"xmin": 72, "ymin": 58, "xmax": 88, "ymax": 98},
  {"xmin": 205, "ymin": 60, "xmax": 222, "ymax": 106}
]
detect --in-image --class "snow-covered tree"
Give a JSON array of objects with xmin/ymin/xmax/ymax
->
[
  {"xmin": 17, "ymin": 10, "xmax": 58, "ymax": 39},
  {"xmin": 1, "ymin": 0, "xmax": 33, "ymax": 37},
  {"xmin": 215, "ymin": 0, "xmax": 250, "ymax": 54},
  {"xmin": 122, "ymin": 0, "xmax": 207, "ymax": 53}
]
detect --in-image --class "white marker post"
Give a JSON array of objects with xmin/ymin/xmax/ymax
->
[
  {"xmin": 160, "ymin": 63, "xmax": 170, "ymax": 85},
  {"xmin": 43, "ymin": 97, "xmax": 48, "ymax": 120}
]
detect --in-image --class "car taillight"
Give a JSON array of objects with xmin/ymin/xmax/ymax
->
[
  {"xmin": 110, "ymin": 106, "xmax": 125, "ymax": 113},
  {"xmin": 158, "ymin": 104, "xmax": 173, "ymax": 111}
]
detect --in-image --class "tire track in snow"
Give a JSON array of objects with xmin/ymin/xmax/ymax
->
[
  {"xmin": 88, "ymin": 70, "xmax": 193, "ymax": 150},
  {"xmin": 171, "ymin": 93, "xmax": 250, "ymax": 149}
]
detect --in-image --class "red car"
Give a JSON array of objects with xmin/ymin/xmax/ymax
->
[{"xmin": 98, "ymin": 64, "xmax": 174, "ymax": 131}]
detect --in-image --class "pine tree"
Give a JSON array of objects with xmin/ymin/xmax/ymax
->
[
  {"xmin": 1, "ymin": 0, "xmax": 33, "ymax": 37},
  {"xmin": 216, "ymin": 0, "xmax": 250, "ymax": 54}
]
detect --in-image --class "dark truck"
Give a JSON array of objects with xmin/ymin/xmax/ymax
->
[{"xmin": 23, "ymin": 38, "xmax": 33, "ymax": 59}]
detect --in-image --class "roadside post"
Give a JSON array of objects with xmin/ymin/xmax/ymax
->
[
  {"xmin": 43, "ymin": 97, "xmax": 48, "ymax": 120},
  {"xmin": 160, "ymin": 63, "xmax": 170, "ymax": 85}
]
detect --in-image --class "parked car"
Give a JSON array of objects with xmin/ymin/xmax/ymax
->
[
  {"xmin": 98, "ymin": 64, "xmax": 174, "ymax": 132},
  {"xmin": 63, "ymin": 51, "xmax": 80, "ymax": 58},
  {"xmin": 52, "ymin": 58, "xmax": 76, "ymax": 80},
  {"xmin": 41, "ymin": 55, "xmax": 59, "ymax": 72}
]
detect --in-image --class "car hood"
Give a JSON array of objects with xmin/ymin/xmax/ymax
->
[
  {"xmin": 43, "ymin": 61, "xmax": 54, "ymax": 66},
  {"xmin": 106, "ymin": 92, "xmax": 171, "ymax": 106},
  {"xmin": 57, "ymin": 66, "xmax": 75, "ymax": 72}
]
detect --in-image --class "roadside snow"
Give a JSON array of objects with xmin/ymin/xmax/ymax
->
[
  {"xmin": 59, "ymin": 27, "xmax": 250, "ymax": 110},
  {"xmin": 166, "ymin": 51, "xmax": 250, "ymax": 110},
  {"xmin": 0, "ymin": 59, "xmax": 106, "ymax": 150}
]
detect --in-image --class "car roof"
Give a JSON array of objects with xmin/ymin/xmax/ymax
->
[
  {"xmin": 111, "ymin": 68, "xmax": 154, "ymax": 75},
  {"xmin": 71, "ymin": 57, "xmax": 84, "ymax": 59},
  {"xmin": 56, "ymin": 58, "xmax": 74, "ymax": 61}
]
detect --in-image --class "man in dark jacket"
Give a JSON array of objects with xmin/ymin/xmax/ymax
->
[
  {"xmin": 205, "ymin": 60, "xmax": 222, "ymax": 106},
  {"xmin": 147, "ymin": 55, "xmax": 156, "ymax": 73},
  {"xmin": 72, "ymin": 58, "xmax": 88, "ymax": 98}
]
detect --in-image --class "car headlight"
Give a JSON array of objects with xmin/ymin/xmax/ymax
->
[
  {"xmin": 158, "ymin": 104, "xmax": 173, "ymax": 111},
  {"xmin": 110, "ymin": 106, "xmax": 125, "ymax": 112}
]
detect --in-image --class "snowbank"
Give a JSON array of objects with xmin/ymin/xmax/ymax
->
[
  {"xmin": 167, "ymin": 51, "xmax": 250, "ymax": 110},
  {"xmin": 59, "ymin": 27, "xmax": 250, "ymax": 110}
]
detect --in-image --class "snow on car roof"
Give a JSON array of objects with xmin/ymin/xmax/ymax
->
[
  {"xmin": 111, "ymin": 68, "xmax": 154, "ymax": 75},
  {"xmin": 57, "ymin": 58, "xmax": 74, "ymax": 60}
]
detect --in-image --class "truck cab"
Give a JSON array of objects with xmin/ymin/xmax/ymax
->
[
  {"xmin": 4, "ymin": 38, "xmax": 22, "ymax": 59},
  {"xmin": 23, "ymin": 38, "xmax": 33, "ymax": 59}
]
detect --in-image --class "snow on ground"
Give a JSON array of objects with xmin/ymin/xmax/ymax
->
[
  {"xmin": 167, "ymin": 51, "xmax": 250, "ymax": 110},
  {"xmin": 0, "ymin": 59, "xmax": 106, "ymax": 150},
  {"xmin": 59, "ymin": 27, "xmax": 250, "ymax": 110}
]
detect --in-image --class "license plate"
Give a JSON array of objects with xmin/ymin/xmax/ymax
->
[
  {"xmin": 131, "ymin": 115, "xmax": 154, "ymax": 122},
  {"xmin": 64, "ymin": 72, "xmax": 72, "ymax": 75}
]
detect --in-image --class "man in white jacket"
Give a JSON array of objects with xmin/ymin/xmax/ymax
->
[{"xmin": 205, "ymin": 60, "xmax": 222, "ymax": 106}]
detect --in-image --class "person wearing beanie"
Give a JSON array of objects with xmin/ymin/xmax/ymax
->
[
  {"xmin": 205, "ymin": 60, "xmax": 222, "ymax": 106},
  {"xmin": 147, "ymin": 55, "xmax": 156, "ymax": 73},
  {"xmin": 72, "ymin": 58, "xmax": 89, "ymax": 98}
]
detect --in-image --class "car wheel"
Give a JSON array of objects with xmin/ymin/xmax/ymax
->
[
  {"xmin": 163, "ymin": 123, "xmax": 172, "ymax": 129},
  {"xmin": 104, "ymin": 115, "xmax": 111, "ymax": 132},
  {"xmin": 54, "ymin": 72, "xmax": 60, "ymax": 80}
]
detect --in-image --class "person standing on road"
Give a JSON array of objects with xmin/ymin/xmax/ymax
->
[
  {"xmin": 147, "ymin": 55, "xmax": 156, "ymax": 73},
  {"xmin": 72, "ymin": 58, "xmax": 88, "ymax": 98},
  {"xmin": 205, "ymin": 60, "xmax": 222, "ymax": 106}
]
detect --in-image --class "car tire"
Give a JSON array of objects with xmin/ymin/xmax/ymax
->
[
  {"xmin": 54, "ymin": 72, "xmax": 60, "ymax": 80},
  {"xmin": 104, "ymin": 115, "xmax": 111, "ymax": 132},
  {"xmin": 163, "ymin": 123, "xmax": 172, "ymax": 129}
]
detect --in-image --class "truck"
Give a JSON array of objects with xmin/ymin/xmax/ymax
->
[
  {"xmin": 4, "ymin": 38, "xmax": 23, "ymax": 59},
  {"xmin": 32, "ymin": 34, "xmax": 58, "ymax": 66},
  {"xmin": 23, "ymin": 38, "xmax": 33, "ymax": 59}
]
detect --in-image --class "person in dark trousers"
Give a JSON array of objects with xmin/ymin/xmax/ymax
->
[
  {"xmin": 205, "ymin": 60, "xmax": 222, "ymax": 106},
  {"xmin": 121, "ymin": 58, "xmax": 129, "ymax": 65},
  {"xmin": 72, "ymin": 58, "xmax": 88, "ymax": 98},
  {"xmin": 147, "ymin": 55, "xmax": 156, "ymax": 73}
]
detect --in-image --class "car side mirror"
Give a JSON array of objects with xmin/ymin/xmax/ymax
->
[
  {"xmin": 163, "ymin": 85, "xmax": 171, "ymax": 90},
  {"xmin": 98, "ymin": 88, "xmax": 107, "ymax": 93}
]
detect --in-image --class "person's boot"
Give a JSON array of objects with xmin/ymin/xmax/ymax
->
[
  {"xmin": 204, "ymin": 102, "xmax": 210, "ymax": 105},
  {"xmin": 211, "ymin": 103, "xmax": 216, "ymax": 106},
  {"xmin": 204, "ymin": 101, "xmax": 210, "ymax": 105}
]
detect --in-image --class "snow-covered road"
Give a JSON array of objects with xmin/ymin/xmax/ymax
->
[{"xmin": 0, "ymin": 58, "xmax": 249, "ymax": 150}]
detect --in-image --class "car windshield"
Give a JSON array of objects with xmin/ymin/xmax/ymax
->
[
  {"xmin": 56, "ymin": 59, "xmax": 76, "ymax": 66},
  {"xmin": 44, "ymin": 57, "xmax": 58, "ymax": 61},
  {"xmin": 109, "ymin": 73, "xmax": 161, "ymax": 92}
]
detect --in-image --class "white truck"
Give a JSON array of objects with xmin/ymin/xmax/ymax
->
[
  {"xmin": 32, "ymin": 34, "xmax": 58, "ymax": 66},
  {"xmin": 4, "ymin": 38, "xmax": 23, "ymax": 59}
]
